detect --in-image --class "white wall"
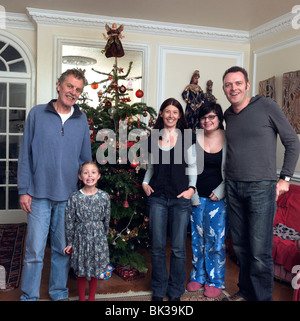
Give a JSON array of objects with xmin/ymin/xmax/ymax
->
[
  {"xmin": 34, "ymin": 24, "xmax": 249, "ymax": 113},
  {"xmin": 251, "ymin": 28, "xmax": 300, "ymax": 177}
]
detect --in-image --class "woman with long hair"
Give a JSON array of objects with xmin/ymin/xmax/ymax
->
[{"xmin": 142, "ymin": 98, "xmax": 196, "ymax": 301}]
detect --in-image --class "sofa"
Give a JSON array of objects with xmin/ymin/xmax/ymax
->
[{"xmin": 272, "ymin": 184, "xmax": 300, "ymax": 300}]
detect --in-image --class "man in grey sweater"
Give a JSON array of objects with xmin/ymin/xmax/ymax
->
[{"xmin": 222, "ymin": 66, "xmax": 299, "ymax": 301}]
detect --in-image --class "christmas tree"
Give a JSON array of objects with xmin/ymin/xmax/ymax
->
[{"xmin": 78, "ymin": 54, "xmax": 156, "ymax": 271}]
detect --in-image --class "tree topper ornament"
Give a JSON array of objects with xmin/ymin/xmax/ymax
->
[{"xmin": 101, "ymin": 23, "xmax": 125, "ymax": 58}]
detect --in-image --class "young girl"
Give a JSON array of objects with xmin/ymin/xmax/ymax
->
[{"xmin": 64, "ymin": 161, "xmax": 111, "ymax": 301}]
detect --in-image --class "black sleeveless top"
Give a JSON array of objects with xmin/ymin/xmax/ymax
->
[{"xmin": 196, "ymin": 146, "xmax": 223, "ymax": 198}]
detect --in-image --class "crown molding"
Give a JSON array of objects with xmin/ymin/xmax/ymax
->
[
  {"xmin": 249, "ymin": 12, "xmax": 294, "ymax": 42},
  {"xmin": 5, "ymin": 12, "xmax": 35, "ymax": 30},
  {"xmin": 3, "ymin": 7, "xmax": 296, "ymax": 44},
  {"xmin": 26, "ymin": 7, "xmax": 249, "ymax": 43}
]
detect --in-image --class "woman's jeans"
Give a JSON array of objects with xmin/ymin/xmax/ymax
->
[
  {"xmin": 225, "ymin": 180, "xmax": 277, "ymax": 301},
  {"xmin": 148, "ymin": 195, "xmax": 191, "ymax": 298},
  {"xmin": 190, "ymin": 197, "xmax": 227, "ymax": 289},
  {"xmin": 20, "ymin": 198, "xmax": 69, "ymax": 301}
]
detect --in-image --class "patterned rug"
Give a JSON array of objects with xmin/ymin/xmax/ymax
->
[
  {"xmin": 70, "ymin": 289, "xmax": 230, "ymax": 301},
  {"xmin": 0, "ymin": 223, "xmax": 27, "ymax": 289}
]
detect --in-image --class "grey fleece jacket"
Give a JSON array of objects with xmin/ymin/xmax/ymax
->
[{"xmin": 18, "ymin": 100, "xmax": 92, "ymax": 201}]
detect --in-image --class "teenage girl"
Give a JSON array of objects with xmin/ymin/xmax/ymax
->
[
  {"xmin": 187, "ymin": 102, "xmax": 227, "ymax": 298},
  {"xmin": 64, "ymin": 161, "xmax": 111, "ymax": 301}
]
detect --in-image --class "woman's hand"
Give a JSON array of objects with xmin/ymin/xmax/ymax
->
[
  {"xmin": 142, "ymin": 183, "xmax": 154, "ymax": 196},
  {"xmin": 209, "ymin": 192, "xmax": 219, "ymax": 201},
  {"xmin": 177, "ymin": 187, "xmax": 195, "ymax": 200}
]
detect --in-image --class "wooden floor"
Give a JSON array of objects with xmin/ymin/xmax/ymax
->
[{"xmin": 0, "ymin": 235, "xmax": 294, "ymax": 301}]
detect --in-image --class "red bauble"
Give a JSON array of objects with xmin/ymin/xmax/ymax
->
[
  {"xmin": 91, "ymin": 82, "xmax": 98, "ymax": 90},
  {"xmin": 131, "ymin": 160, "xmax": 138, "ymax": 168},
  {"xmin": 135, "ymin": 89, "xmax": 144, "ymax": 98}
]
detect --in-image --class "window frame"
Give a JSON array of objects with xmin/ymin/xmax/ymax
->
[{"xmin": 0, "ymin": 31, "xmax": 35, "ymax": 223}]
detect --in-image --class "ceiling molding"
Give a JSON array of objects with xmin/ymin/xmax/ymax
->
[
  {"xmin": 4, "ymin": 7, "xmax": 296, "ymax": 44},
  {"xmin": 5, "ymin": 12, "xmax": 35, "ymax": 30},
  {"xmin": 249, "ymin": 11, "xmax": 294, "ymax": 42},
  {"xmin": 26, "ymin": 7, "xmax": 249, "ymax": 43}
]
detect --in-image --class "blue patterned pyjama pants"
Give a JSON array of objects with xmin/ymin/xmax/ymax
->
[{"xmin": 190, "ymin": 197, "xmax": 227, "ymax": 289}]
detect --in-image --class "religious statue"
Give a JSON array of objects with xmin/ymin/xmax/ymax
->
[
  {"xmin": 204, "ymin": 80, "xmax": 217, "ymax": 103},
  {"xmin": 182, "ymin": 70, "xmax": 205, "ymax": 131}
]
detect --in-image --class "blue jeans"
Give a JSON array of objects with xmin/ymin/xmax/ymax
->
[
  {"xmin": 190, "ymin": 197, "xmax": 227, "ymax": 289},
  {"xmin": 21, "ymin": 198, "xmax": 69, "ymax": 301},
  {"xmin": 225, "ymin": 180, "xmax": 277, "ymax": 301},
  {"xmin": 148, "ymin": 195, "xmax": 191, "ymax": 298}
]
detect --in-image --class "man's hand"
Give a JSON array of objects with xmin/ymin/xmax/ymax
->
[
  {"xmin": 19, "ymin": 194, "xmax": 32, "ymax": 213},
  {"xmin": 276, "ymin": 179, "xmax": 290, "ymax": 202}
]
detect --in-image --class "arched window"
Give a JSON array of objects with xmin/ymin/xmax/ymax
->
[
  {"xmin": 0, "ymin": 32, "xmax": 34, "ymax": 223},
  {"xmin": 0, "ymin": 41, "xmax": 27, "ymax": 72}
]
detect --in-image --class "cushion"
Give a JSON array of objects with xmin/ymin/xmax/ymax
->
[
  {"xmin": 274, "ymin": 185, "xmax": 300, "ymax": 233},
  {"xmin": 273, "ymin": 236, "xmax": 300, "ymax": 271}
]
